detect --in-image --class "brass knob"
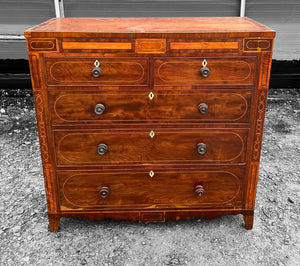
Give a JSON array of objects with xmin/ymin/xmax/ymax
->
[
  {"xmin": 92, "ymin": 66, "xmax": 102, "ymax": 78},
  {"xmin": 97, "ymin": 143, "xmax": 108, "ymax": 155},
  {"xmin": 200, "ymin": 66, "xmax": 210, "ymax": 78},
  {"xmin": 95, "ymin": 103, "xmax": 105, "ymax": 115},
  {"xmin": 198, "ymin": 103, "xmax": 208, "ymax": 114},
  {"xmin": 197, "ymin": 143, "xmax": 207, "ymax": 155},
  {"xmin": 195, "ymin": 185, "xmax": 205, "ymax": 197},
  {"xmin": 99, "ymin": 186, "xmax": 110, "ymax": 198}
]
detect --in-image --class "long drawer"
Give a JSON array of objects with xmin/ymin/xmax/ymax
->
[
  {"xmin": 45, "ymin": 57, "xmax": 149, "ymax": 86},
  {"xmin": 58, "ymin": 168, "xmax": 244, "ymax": 211},
  {"xmin": 54, "ymin": 128, "xmax": 248, "ymax": 166},
  {"xmin": 154, "ymin": 57, "xmax": 257, "ymax": 86},
  {"xmin": 49, "ymin": 90, "xmax": 252, "ymax": 125}
]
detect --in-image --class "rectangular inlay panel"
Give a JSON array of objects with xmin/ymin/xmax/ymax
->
[
  {"xmin": 170, "ymin": 41, "xmax": 239, "ymax": 50},
  {"xmin": 136, "ymin": 39, "xmax": 166, "ymax": 54},
  {"xmin": 62, "ymin": 42, "xmax": 132, "ymax": 50}
]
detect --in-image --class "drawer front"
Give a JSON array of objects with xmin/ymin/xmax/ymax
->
[
  {"xmin": 45, "ymin": 57, "xmax": 148, "ymax": 86},
  {"xmin": 54, "ymin": 129, "xmax": 248, "ymax": 166},
  {"xmin": 154, "ymin": 57, "xmax": 256, "ymax": 86},
  {"xmin": 49, "ymin": 90, "xmax": 252, "ymax": 124},
  {"xmin": 58, "ymin": 168, "xmax": 244, "ymax": 210}
]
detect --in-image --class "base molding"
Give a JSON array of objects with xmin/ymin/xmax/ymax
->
[{"xmin": 48, "ymin": 209, "xmax": 254, "ymax": 232}]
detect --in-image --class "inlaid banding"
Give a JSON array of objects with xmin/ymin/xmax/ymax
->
[
  {"xmin": 62, "ymin": 42, "xmax": 132, "ymax": 50},
  {"xmin": 170, "ymin": 41, "xmax": 239, "ymax": 50}
]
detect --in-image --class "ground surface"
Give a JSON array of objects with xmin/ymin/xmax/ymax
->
[{"xmin": 0, "ymin": 88, "xmax": 299, "ymax": 266}]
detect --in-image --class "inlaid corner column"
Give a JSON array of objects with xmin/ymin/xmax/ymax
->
[
  {"xmin": 28, "ymin": 52, "xmax": 60, "ymax": 216},
  {"xmin": 243, "ymin": 49, "xmax": 272, "ymax": 225}
]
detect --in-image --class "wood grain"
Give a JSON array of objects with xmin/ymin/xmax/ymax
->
[
  {"xmin": 54, "ymin": 129, "xmax": 248, "ymax": 166},
  {"xmin": 243, "ymin": 211, "xmax": 254, "ymax": 229},
  {"xmin": 25, "ymin": 17, "xmax": 275, "ymax": 231},
  {"xmin": 252, "ymin": 90, "xmax": 267, "ymax": 161},
  {"xmin": 154, "ymin": 57, "xmax": 256, "ymax": 86},
  {"xmin": 45, "ymin": 57, "xmax": 148, "ymax": 86},
  {"xmin": 28, "ymin": 38, "xmax": 58, "ymax": 52},
  {"xmin": 48, "ymin": 90, "xmax": 252, "ymax": 125},
  {"xmin": 25, "ymin": 17, "xmax": 276, "ymax": 38},
  {"xmin": 170, "ymin": 41, "xmax": 239, "ymax": 50},
  {"xmin": 28, "ymin": 55, "xmax": 40, "ymax": 89},
  {"xmin": 140, "ymin": 212, "xmax": 165, "ymax": 222},
  {"xmin": 62, "ymin": 42, "xmax": 132, "ymax": 50},
  {"xmin": 58, "ymin": 169, "xmax": 243, "ymax": 210},
  {"xmin": 136, "ymin": 39, "xmax": 166, "ymax": 54},
  {"xmin": 260, "ymin": 52, "xmax": 273, "ymax": 89},
  {"xmin": 244, "ymin": 39, "xmax": 272, "ymax": 52},
  {"xmin": 48, "ymin": 214, "xmax": 60, "ymax": 232}
]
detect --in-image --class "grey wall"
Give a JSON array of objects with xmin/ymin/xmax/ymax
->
[
  {"xmin": 64, "ymin": 0, "xmax": 240, "ymax": 17},
  {"xmin": 0, "ymin": 0, "xmax": 55, "ymax": 59},
  {"xmin": 0, "ymin": 0, "xmax": 55, "ymax": 34},
  {"xmin": 0, "ymin": 0, "xmax": 299, "ymax": 60},
  {"xmin": 246, "ymin": 0, "xmax": 300, "ymax": 60}
]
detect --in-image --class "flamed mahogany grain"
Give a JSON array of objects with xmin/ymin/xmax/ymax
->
[
  {"xmin": 49, "ymin": 90, "xmax": 252, "ymax": 124},
  {"xmin": 54, "ymin": 128, "xmax": 248, "ymax": 166},
  {"xmin": 45, "ymin": 57, "xmax": 148, "ymax": 86},
  {"xmin": 59, "ymin": 169, "xmax": 244, "ymax": 210},
  {"xmin": 154, "ymin": 57, "xmax": 256, "ymax": 86}
]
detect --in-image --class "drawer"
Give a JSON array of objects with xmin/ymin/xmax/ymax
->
[
  {"xmin": 45, "ymin": 57, "xmax": 148, "ymax": 86},
  {"xmin": 154, "ymin": 57, "xmax": 256, "ymax": 86},
  {"xmin": 49, "ymin": 90, "xmax": 252, "ymax": 124},
  {"xmin": 58, "ymin": 168, "xmax": 244, "ymax": 210},
  {"xmin": 54, "ymin": 128, "xmax": 248, "ymax": 166}
]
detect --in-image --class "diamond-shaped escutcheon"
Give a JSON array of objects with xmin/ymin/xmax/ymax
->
[
  {"xmin": 149, "ymin": 130, "xmax": 155, "ymax": 138},
  {"xmin": 148, "ymin": 92, "xmax": 154, "ymax": 100},
  {"xmin": 149, "ymin": 170, "xmax": 155, "ymax": 178}
]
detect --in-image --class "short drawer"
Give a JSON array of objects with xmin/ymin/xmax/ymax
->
[
  {"xmin": 154, "ymin": 57, "xmax": 256, "ymax": 86},
  {"xmin": 49, "ymin": 90, "xmax": 252, "ymax": 124},
  {"xmin": 45, "ymin": 57, "xmax": 148, "ymax": 86},
  {"xmin": 58, "ymin": 168, "xmax": 244, "ymax": 210},
  {"xmin": 54, "ymin": 128, "xmax": 248, "ymax": 166}
]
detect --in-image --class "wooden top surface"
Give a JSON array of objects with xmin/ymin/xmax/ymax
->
[{"xmin": 25, "ymin": 17, "xmax": 275, "ymax": 38}]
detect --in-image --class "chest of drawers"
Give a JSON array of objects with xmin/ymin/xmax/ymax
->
[{"xmin": 25, "ymin": 17, "xmax": 275, "ymax": 231}]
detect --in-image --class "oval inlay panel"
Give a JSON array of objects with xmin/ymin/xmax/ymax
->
[
  {"xmin": 246, "ymin": 40, "xmax": 271, "ymax": 50},
  {"xmin": 59, "ymin": 170, "xmax": 242, "ymax": 209},
  {"xmin": 46, "ymin": 58, "xmax": 148, "ymax": 85},
  {"xmin": 30, "ymin": 41, "xmax": 55, "ymax": 50},
  {"xmin": 55, "ymin": 129, "xmax": 247, "ymax": 165},
  {"xmin": 154, "ymin": 57, "xmax": 256, "ymax": 85},
  {"xmin": 49, "ymin": 90, "xmax": 251, "ymax": 124},
  {"xmin": 28, "ymin": 38, "xmax": 57, "ymax": 51}
]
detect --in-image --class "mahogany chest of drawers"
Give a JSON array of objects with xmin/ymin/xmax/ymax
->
[{"xmin": 25, "ymin": 17, "xmax": 275, "ymax": 231}]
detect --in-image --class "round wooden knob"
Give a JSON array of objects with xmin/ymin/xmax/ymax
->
[
  {"xmin": 198, "ymin": 103, "xmax": 208, "ymax": 114},
  {"xmin": 95, "ymin": 103, "xmax": 105, "ymax": 115},
  {"xmin": 195, "ymin": 185, "xmax": 205, "ymax": 197},
  {"xmin": 197, "ymin": 143, "xmax": 207, "ymax": 155},
  {"xmin": 200, "ymin": 66, "xmax": 210, "ymax": 78},
  {"xmin": 92, "ymin": 66, "xmax": 102, "ymax": 78},
  {"xmin": 97, "ymin": 143, "xmax": 108, "ymax": 155},
  {"xmin": 99, "ymin": 186, "xmax": 110, "ymax": 198}
]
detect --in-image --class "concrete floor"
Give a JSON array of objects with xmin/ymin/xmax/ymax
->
[{"xmin": 0, "ymin": 88, "xmax": 299, "ymax": 266}]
